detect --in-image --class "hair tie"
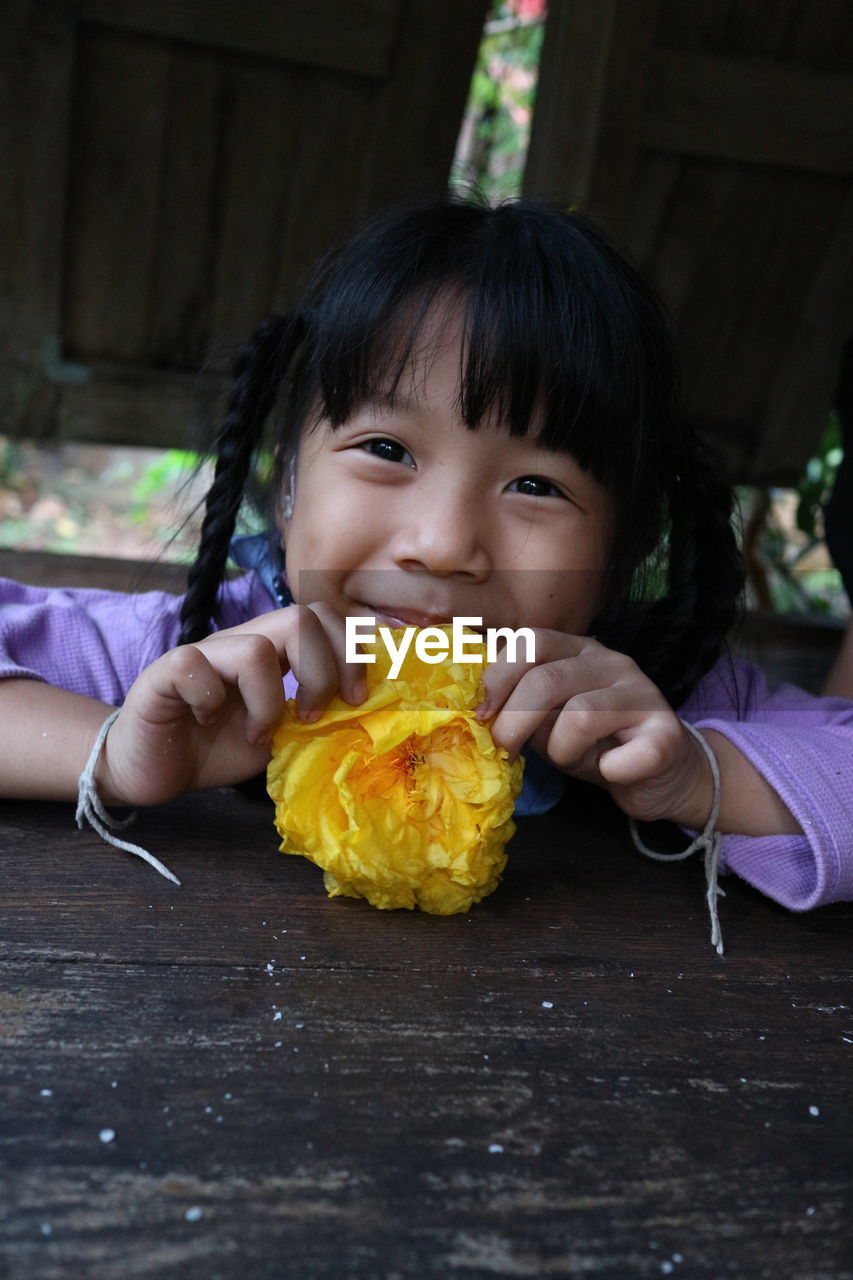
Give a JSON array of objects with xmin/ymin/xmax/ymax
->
[
  {"xmin": 76, "ymin": 710, "xmax": 181, "ymax": 885},
  {"xmin": 628, "ymin": 721, "xmax": 724, "ymax": 955}
]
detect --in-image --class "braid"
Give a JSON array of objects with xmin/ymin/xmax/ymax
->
[
  {"xmin": 179, "ymin": 312, "xmax": 305, "ymax": 644},
  {"xmin": 633, "ymin": 438, "xmax": 744, "ymax": 708}
]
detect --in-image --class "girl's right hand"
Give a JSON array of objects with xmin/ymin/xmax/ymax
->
[{"xmin": 96, "ymin": 604, "xmax": 367, "ymax": 807}]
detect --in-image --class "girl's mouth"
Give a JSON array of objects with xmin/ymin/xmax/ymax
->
[
  {"xmin": 359, "ymin": 607, "xmax": 486, "ymax": 636},
  {"xmin": 368, "ymin": 606, "xmax": 454, "ymax": 630}
]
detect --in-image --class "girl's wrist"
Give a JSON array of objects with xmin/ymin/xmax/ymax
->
[
  {"xmin": 92, "ymin": 716, "xmax": 133, "ymax": 809},
  {"xmin": 658, "ymin": 728, "xmax": 716, "ymax": 830}
]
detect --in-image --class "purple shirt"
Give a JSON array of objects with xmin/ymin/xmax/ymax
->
[{"xmin": 2, "ymin": 572, "xmax": 852, "ymax": 912}]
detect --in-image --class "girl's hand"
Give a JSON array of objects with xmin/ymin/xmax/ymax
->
[
  {"xmin": 96, "ymin": 605, "xmax": 366, "ymax": 807},
  {"xmin": 478, "ymin": 632, "xmax": 714, "ymax": 829}
]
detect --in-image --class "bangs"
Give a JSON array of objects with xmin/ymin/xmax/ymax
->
[{"xmin": 295, "ymin": 200, "xmax": 681, "ymax": 500}]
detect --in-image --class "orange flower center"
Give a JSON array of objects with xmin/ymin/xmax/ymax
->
[{"xmin": 354, "ymin": 725, "xmax": 466, "ymax": 807}]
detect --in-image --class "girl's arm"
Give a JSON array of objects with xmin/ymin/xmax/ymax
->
[
  {"xmin": 0, "ymin": 605, "xmax": 367, "ymax": 805},
  {"xmin": 667, "ymin": 726, "xmax": 802, "ymax": 836},
  {"xmin": 482, "ymin": 632, "xmax": 853, "ymax": 909},
  {"xmin": 0, "ymin": 680, "xmax": 116, "ymax": 801},
  {"xmin": 480, "ymin": 632, "xmax": 803, "ymax": 837}
]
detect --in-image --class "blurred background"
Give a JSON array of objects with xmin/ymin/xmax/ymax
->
[{"xmin": 1, "ymin": 0, "xmax": 851, "ymax": 639}]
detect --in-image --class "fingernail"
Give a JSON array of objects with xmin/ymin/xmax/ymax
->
[
  {"xmin": 475, "ymin": 700, "xmax": 490, "ymax": 720},
  {"xmin": 306, "ymin": 708, "xmax": 321, "ymax": 723}
]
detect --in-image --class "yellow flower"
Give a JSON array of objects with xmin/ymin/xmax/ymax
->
[{"xmin": 267, "ymin": 627, "xmax": 524, "ymax": 913}]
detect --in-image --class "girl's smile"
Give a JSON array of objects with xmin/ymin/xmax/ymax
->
[{"xmin": 280, "ymin": 323, "xmax": 615, "ymax": 638}]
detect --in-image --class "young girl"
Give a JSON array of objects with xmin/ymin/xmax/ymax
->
[{"xmin": 2, "ymin": 198, "xmax": 852, "ymax": 933}]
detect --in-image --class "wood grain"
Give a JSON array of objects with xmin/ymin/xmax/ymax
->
[
  {"xmin": 3, "ymin": 0, "xmax": 482, "ymax": 451},
  {"xmin": 1, "ymin": 777, "xmax": 851, "ymax": 1278},
  {"xmin": 526, "ymin": 0, "xmax": 853, "ymax": 487},
  {"xmin": 63, "ymin": 27, "xmax": 171, "ymax": 364},
  {"xmin": 77, "ymin": 0, "xmax": 399, "ymax": 79},
  {"xmin": 644, "ymin": 48, "xmax": 853, "ymax": 175}
]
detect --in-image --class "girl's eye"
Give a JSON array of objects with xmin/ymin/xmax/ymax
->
[
  {"xmin": 509, "ymin": 475, "xmax": 566, "ymax": 499},
  {"xmin": 360, "ymin": 438, "xmax": 415, "ymax": 466}
]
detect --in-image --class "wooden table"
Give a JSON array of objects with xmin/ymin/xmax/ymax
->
[{"xmin": 1, "ymin": 779, "xmax": 851, "ymax": 1280}]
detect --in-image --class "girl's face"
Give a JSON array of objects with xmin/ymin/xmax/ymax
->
[{"xmin": 281, "ymin": 323, "xmax": 614, "ymax": 637}]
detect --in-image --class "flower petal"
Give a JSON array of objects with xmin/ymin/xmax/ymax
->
[{"xmin": 267, "ymin": 626, "xmax": 524, "ymax": 913}]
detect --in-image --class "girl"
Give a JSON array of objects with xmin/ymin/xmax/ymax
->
[{"xmin": 2, "ymin": 198, "xmax": 852, "ymax": 933}]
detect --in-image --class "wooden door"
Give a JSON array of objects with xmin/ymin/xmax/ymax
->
[
  {"xmin": 524, "ymin": 0, "xmax": 853, "ymax": 487},
  {"xmin": 0, "ymin": 0, "xmax": 488, "ymax": 449}
]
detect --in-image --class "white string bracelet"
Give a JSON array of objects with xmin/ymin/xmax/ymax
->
[
  {"xmin": 628, "ymin": 720, "xmax": 724, "ymax": 955},
  {"xmin": 76, "ymin": 709, "xmax": 181, "ymax": 886}
]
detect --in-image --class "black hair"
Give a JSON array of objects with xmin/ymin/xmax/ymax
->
[{"xmin": 179, "ymin": 196, "xmax": 743, "ymax": 708}]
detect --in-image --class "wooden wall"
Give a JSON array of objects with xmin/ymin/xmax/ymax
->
[
  {"xmin": 0, "ymin": 0, "xmax": 488, "ymax": 450},
  {"xmin": 525, "ymin": 0, "xmax": 853, "ymax": 487}
]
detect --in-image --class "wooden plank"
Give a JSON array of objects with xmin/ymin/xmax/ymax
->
[
  {"xmin": 0, "ymin": 549, "xmax": 188, "ymax": 593},
  {"xmin": 643, "ymin": 47, "xmax": 853, "ymax": 175},
  {"xmin": 0, "ymin": 3, "xmax": 75, "ymax": 441},
  {"xmin": 359, "ymin": 0, "xmax": 491, "ymax": 210},
  {"xmin": 78, "ymin": 0, "xmax": 399, "ymax": 80},
  {"xmin": 524, "ymin": 0, "xmax": 662, "ymax": 229},
  {"xmin": 525, "ymin": 0, "xmax": 620, "ymax": 209},
  {"xmin": 631, "ymin": 159, "xmax": 737, "ymax": 326},
  {"xmin": 0, "ymin": 1, "xmax": 75, "ymax": 365},
  {"xmin": 62, "ymin": 27, "xmax": 171, "ymax": 364},
  {"xmin": 757, "ymin": 185, "xmax": 853, "ymax": 483},
  {"xmin": 671, "ymin": 167, "xmax": 847, "ymax": 484},
  {"xmin": 272, "ymin": 67, "xmax": 376, "ymax": 304},
  {"xmin": 620, "ymin": 152, "xmax": 682, "ymax": 271},
  {"xmin": 208, "ymin": 57, "xmax": 308, "ymax": 342},
  {"xmin": 0, "ymin": 790, "xmax": 851, "ymax": 1277},
  {"xmin": 722, "ymin": 0, "xmax": 803, "ymax": 56},
  {"xmin": 784, "ymin": 0, "xmax": 853, "ymax": 68},
  {"xmin": 654, "ymin": 0, "xmax": 734, "ymax": 51},
  {"xmin": 53, "ymin": 365, "xmax": 225, "ymax": 450},
  {"xmin": 145, "ymin": 45, "xmax": 222, "ymax": 369}
]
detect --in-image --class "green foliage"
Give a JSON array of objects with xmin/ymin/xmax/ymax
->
[
  {"xmin": 452, "ymin": 4, "xmax": 546, "ymax": 201},
  {"xmin": 795, "ymin": 413, "xmax": 843, "ymax": 539},
  {"xmin": 740, "ymin": 415, "xmax": 847, "ymax": 617},
  {"xmin": 131, "ymin": 449, "xmax": 200, "ymax": 521},
  {"xmin": 0, "ymin": 437, "xmax": 22, "ymax": 487}
]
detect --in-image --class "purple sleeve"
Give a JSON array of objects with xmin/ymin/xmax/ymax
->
[
  {"xmin": 679, "ymin": 656, "xmax": 853, "ymax": 910},
  {"xmin": 0, "ymin": 573, "xmax": 274, "ymax": 705}
]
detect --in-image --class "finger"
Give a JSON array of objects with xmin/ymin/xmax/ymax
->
[
  {"xmin": 204, "ymin": 605, "xmax": 366, "ymax": 720},
  {"xmin": 138, "ymin": 645, "xmax": 230, "ymax": 728},
  {"xmin": 197, "ymin": 633, "xmax": 289, "ymax": 744},
  {"xmin": 487, "ymin": 649, "xmax": 639, "ymax": 759},
  {"xmin": 476, "ymin": 630, "xmax": 588, "ymax": 719},
  {"xmin": 544, "ymin": 693, "xmax": 671, "ymax": 775},
  {"xmin": 594, "ymin": 713, "xmax": 686, "ymax": 787},
  {"xmin": 303, "ymin": 603, "xmax": 368, "ymax": 708},
  {"xmin": 527, "ymin": 726, "xmax": 618, "ymax": 789},
  {"xmin": 281, "ymin": 605, "xmax": 351, "ymax": 722}
]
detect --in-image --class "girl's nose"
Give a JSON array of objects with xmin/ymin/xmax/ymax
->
[{"xmin": 390, "ymin": 482, "xmax": 493, "ymax": 580}]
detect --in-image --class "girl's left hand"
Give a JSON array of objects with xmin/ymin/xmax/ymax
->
[{"xmin": 478, "ymin": 632, "xmax": 713, "ymax": 829}]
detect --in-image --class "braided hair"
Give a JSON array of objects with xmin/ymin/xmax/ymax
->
[{"xmin": 178, "ymin": 312, "xmax": 307, "ymax": 644}]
